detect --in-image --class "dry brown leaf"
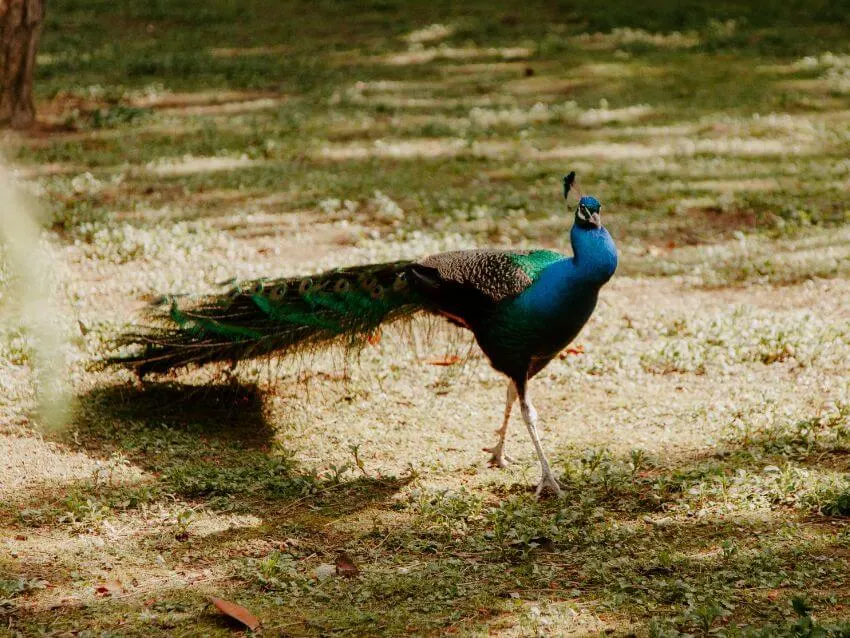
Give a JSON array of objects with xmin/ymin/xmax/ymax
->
[
  {"xmin": 95, "ymin": 580, "xmax": 124, "ymax": 597},
  {"xmin": 335, "ymin": 552, "xmax": 359, "ymax": 577},
  {"xmin": 428, "ymin": 354, "xmax": 461, "ymax": 366},
  {"xmin": 209, "ymin": 596, "xmax": 261, "ymax": 631},
  {"xmin": 558, "ymin": 344, "xmax": 584, "ymax": 359}
]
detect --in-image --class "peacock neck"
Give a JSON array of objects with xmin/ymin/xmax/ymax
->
[
  {"xmin": 516, "ymin": 225, "xmax": 616, "ymax": 315},
  {"xmin": 569, "ymin": 224, "xmax": 618, "ymax": 286}
]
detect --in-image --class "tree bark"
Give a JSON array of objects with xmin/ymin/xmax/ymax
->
[{"xmin": 0, "ymin": 0, "xmax": 45, "ymax": 129}]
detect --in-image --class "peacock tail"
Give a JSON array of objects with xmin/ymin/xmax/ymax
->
[
  {"xmin": 107, "ymin": 248, "xmax": 582, "ymax": 379},
  {"xmin": 109, "ymin": 261, "xmax": 425, "ymax": 376}
]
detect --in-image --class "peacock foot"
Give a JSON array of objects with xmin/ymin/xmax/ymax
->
[
  {"xmin": 483, "ymin": 445, "xmax": 515, "ymax": 469},
  {"xmin": 534, "ymin": 471, "xmax": 564, "ymax": 498}
]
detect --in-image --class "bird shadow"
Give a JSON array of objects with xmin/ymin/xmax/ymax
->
[
  {"xmin": 69, "ymin": 379, "xmax": 275, "ymax": 455},
  {"xmin": 54, "ymin": 378, "xmax": 412, "ymax": 517}
]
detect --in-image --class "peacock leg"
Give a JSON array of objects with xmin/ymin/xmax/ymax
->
[
  {"xmin": 518, "ymin": 387, "xmax": 563, "ymax": 497},
  {"xmin": 483, "ymin": 380, "xmax": 517, "ymax": 468}
]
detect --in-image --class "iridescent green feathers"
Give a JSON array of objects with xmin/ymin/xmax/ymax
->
[
  {"xmin": 109, "ymin": 248, "xmax": 567, "ymax": 377},
  {"xmin": 508, "ymin": 250, "xmax": 564, "ymax": 281},
  {"xmin": 111, "ymin": 261, "xmax": 422, "ymax": 376}
]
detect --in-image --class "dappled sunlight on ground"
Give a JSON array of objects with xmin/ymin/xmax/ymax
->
[
  {"xmin": 382, "ymin": 46, "xmax": 532, "ymax": 67},
  {"xmin": 145, "ymin": 155, "xmax": 266, "ymax": 176}
]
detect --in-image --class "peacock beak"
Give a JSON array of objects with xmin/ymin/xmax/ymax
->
[{"xmin": 576, "ymin": 207, "xmax": 602, "ymax": 229}]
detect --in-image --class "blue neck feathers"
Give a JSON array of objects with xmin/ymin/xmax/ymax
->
[
  {"xmin": 517, "ymin": 223, "xmax": 617, "ymax": 313},
  {"xmin": 569, "ymin": 224, "xmax": 618, "ymax": 285}
]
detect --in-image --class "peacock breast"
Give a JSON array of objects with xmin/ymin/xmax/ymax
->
[{"xmin": 484, "ymin": 279, "xmax": 597, "ymax": 359}]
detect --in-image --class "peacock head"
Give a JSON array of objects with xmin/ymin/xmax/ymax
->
[{"xmin": 575, "ymin": 196, "xmax": 602, "ymax": 229}]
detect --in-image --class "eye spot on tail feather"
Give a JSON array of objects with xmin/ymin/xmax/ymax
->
[
  {"xmin": 268, "ymin": 283, "xmax": 287, "ymax": 301},
  {"xmin": 334, "ymin": 279, "xmax": 351, "ymax": 293}
]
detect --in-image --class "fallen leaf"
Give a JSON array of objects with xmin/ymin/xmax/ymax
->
[
  {"xmin": 95, "ymin": 580, "xmax": 124, "ymax": 597},
  {"xmin": 209, "ymin": 596, "xmax": 260, "ymax": 631},
  {"xmin": 335, "ymin": 552, "xmax": 359, "ymax": 577},
  {"xmin": 428, "ymin": 354, "xmax": 461, "ymax": 366},
  {"xmin": 559, "ymin": 344, "xmax": 584, "ymax": 359}
]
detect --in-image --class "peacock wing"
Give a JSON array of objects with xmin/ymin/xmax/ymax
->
[
  {"xmin": 409, "ymin": 249, "xmax": 565, "ymax": 326},
  {"xmin": 413, "ymin": 249, "xmax": 564, "ymax": 301}
]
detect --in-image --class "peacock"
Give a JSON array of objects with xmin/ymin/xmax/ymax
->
[{"xmin": 110, "ymin": 172, "xmax": 618, "ymax": 496}]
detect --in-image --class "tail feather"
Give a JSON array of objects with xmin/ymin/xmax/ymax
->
[{"xmin": 108, "ymin": 260, "xmax": 424, "ymax": 376}]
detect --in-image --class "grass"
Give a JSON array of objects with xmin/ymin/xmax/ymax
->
[{"xmin": 1, "ymin": 0, "xmax": 850, "ymax": 635}]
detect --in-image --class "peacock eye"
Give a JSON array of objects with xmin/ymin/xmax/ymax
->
[
  {"xmin": 298, "ymin": 278, "xmax": 313, "ymax": 294},
  {"xmin": 251, "ymin": 280, "xmax": 265, "ymax": 295},
  {"xmin": 370, "ymin": 284, "xmax": 385, "ymax": 299},
  {"xmin": 268, "ymin": 283, "xmax": 287, "ymax": 301},
  {"xmin": 334, "ymin": 279, "xmax": 351, "ymax": 293}
]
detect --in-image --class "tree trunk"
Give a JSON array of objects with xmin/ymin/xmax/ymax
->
[{"xmin": 0, "ymin": 0, "xmax": 45, "ymax": 129}]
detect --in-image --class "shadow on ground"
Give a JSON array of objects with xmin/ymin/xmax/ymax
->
[
  {"xmin": 72, "ymin": 380, "xmax": 275, "ymax": 450},
  {"xmin": 0, "ymin": 378, "xmax": 411, "ymax": 534}
]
